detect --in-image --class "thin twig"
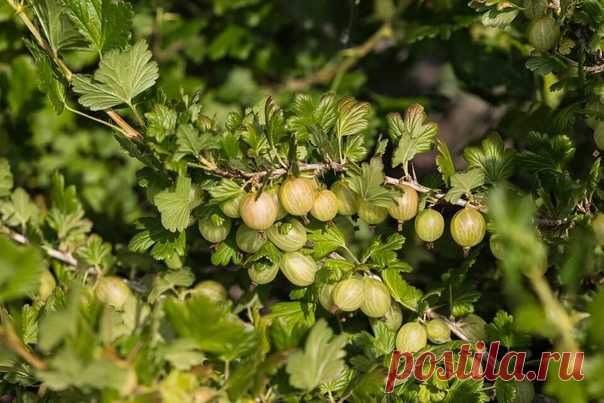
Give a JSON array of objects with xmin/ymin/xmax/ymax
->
[
  {"xmin": 0, "ymin": 311, "xmax": 48, "ymax": 370},
  {"xmin": 1, "ymin": 227, "xmax": 78, "ymax": 267}
]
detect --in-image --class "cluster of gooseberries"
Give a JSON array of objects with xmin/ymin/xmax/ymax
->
[{"xmin": 197, "ymin": 176, "xmax": 488, "ymax": 289}]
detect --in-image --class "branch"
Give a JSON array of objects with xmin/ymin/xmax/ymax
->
[
  {"xmin": 281, "ymin": 23, "xmax": 393, "ymax": 92},
  {"xmin": 0, "ymin": 310, "xmax": 48, "ymax": 370},
  {"xmin": 6, "ymin": 0, "xmax": 144, "ymax": 142},
  {"xmin": 1, "ymin": 227, "xmax": 78, "ymax": 267}
]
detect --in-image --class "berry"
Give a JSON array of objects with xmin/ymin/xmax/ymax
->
[
  {"xmin": 527, "ymin": 16, "xmax": 560, "ymax": 52},
  {"xmin": 267, "ymin": 219, "xmax": 307, "ymax": 252},
  {"xmin": 280, "ymin": 252, "xmax": 317, "ymax": 286},
  {"xmin": 360, "ymin": 277, "xmax": 391, "ymax": 318},
  {"xmin": 310, "ymin": 189, "xmax": 339, "ymax": 221},
  {"xmin": 220, "ymin": 193, "xmax": 243, "ymax": 218},
  {"xmin": 319, "ymin": 284, "xmax": 336, "ymax": 312},
  {"xmin": 458, "ymin": 314, "xmax": 487, "ymax": 342},
  {"xmin": 239, "ymin": 191, "xmax": 278, "ymax": 230},
  {"xmin": 330, "ymin": 181, "xmax": 359, "ymax": 216},
  {"xmin": 396, "ymin": 322, "xmax": 427, "ymax": 353},
  {"xmin": 414, "ymin": 208, "xmax": 445, "ymax": 242},
  {"xmin": 332, "ymin": 277, "xmax": 365, "ymax": 311},
  {"xmin": 388, "ymin": 184, "xmax": 418, "ymax": 223},
  {"xmin": 192, "ymin": 280, "xmax": 228, "ymax": 303},
  {"xmin": 96, "ymin": 276, "xmax": 131, "ymax": 310},
  {"xmin": 592, "ymin": 213, "xmax": 604, "ymax": 246},
  {"xmin": 248, "ymin": 262, "xmax": 279, "ymax": 285},
  {"xmin": 425, "ymin": 319, "xmax": 451, "ymax": 344},
  {"xmin": 594, "ymin": 122, "xmax": 604, "ymax": 151},
  {"xmin": 279, "ymin": 177, "xmax": 317, "ymax": 216},
  {"xmin": 358, "ymin": 201, "xmax": 388, "ymax": 225},
  {"xmin": 37, "ymin": 270, "xmax": 56, "ymax": 302},
  {"xmin": 235, "ymin": 225, "xmax": 266, "ymax": 253},
  {"xmin": 198, "ymin": 215, "xmax": 232, "ymax": 243},
  {"xmin": 450, "ymin": 207, "xmax": 486, "ymax": 249}
]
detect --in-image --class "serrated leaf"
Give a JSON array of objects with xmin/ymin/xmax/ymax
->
[
  {"xmin": 346, "ymin": 157, "xmax": 397, "ymax": 206},
  {"xmin": 129, "ymin": 217, "xmax": 186, "ymax": 261},
  {"xmin": 73, "ymin": 40, "xmax": 158, "ymax": 111},
  {"xmin": 486, "ymin": 310, "xmax": 530, "ymax": 349},
  {"xmin": 145, "ymin": 104, "xmax": 177, "ymax": 142},
  {"xmin": 211, "ymin": 237, "xmax": 243, "ymax": 266},
  {"xmin": 29, "ymin": 0, "xmax": 84, "ymax": 53},
  {"xmin": 174, "ymin": 124, "xmax": 219, "ymax": 160},
  {"xmin": 361, "ymin": 233, "xmax": 405, "ymax": 268},
  {"xmin": 389, "ymin": 104, "xmax": 438, "ymax": 175},
  {"xmin": 525, "ymin": 56, "xmax": 566, "ymax": 76},
  {"xmin": 62, "ymin": 0, "xmax": 133, "ymax": 52},
  {"xmin": 517, "ymin": 132, "xmax": 575, "ymax": 174},
  {"xmin": 444, "ymin": 169, "xmax": 485, "ymax": 203},
  {"xmin": 436, "ymin": 138, "xmax": 455, "ymax": 186},
  {"xmin": 0, "ymin": 188, "xmax": 39, "ymax": 228},
  {"xmin": 286, "ymin": 319, "xmax": 348, "ymax": 391},
  {"xmin": 0, "ymin": 159, "xmax": 13, "ymax": 197},
  {"xmin": 481, "ymin": 9, "xmax": 518, "ymax": 27},
  {"xmin": 148, "ymin": 268, "xmax": 195, "ymax": 302},
  {"xmin": 307, "ymin": 225, "xmax": 348, "ymax": 259},
  {"xmin": 464, "ymin": 133, "xmax": 514, "ymax": 184},
  {"xmin": 165, "ymin": 295, "xmax": 258, "ymax": 360},
  {"xmin": 335, "ymin": 97, "xmax": 370, "ymax": 138},
  {"xmin": 287, "ymin": 93, "xmax": 337, "ymax": 141},
  {"xmin": 207, "ymin": 179, "xmax": 244, "ymax": 202},
  {"xmin": 495, "ymin": 379, "xmax": 517, "ymax": 403},
  {"xmin": 381, "ymin": 268, "xmax": 423, "ymax": 310},
  {"xmin": 444, "ymin": 379, "xmax": 488, "ymax": 403},
  {"xmin": 154, "ymin": 176, "xmax": 201, "ymax": 233},
  {"xmin": 25, "ymin": 39, "xmax": 66, "ymax": 114}
]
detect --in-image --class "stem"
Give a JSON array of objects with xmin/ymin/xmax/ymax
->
[
  {"xmin": 0, "ymin": 310, "xmax": 48, "ymax": 370},
  {"xmin": 1, "ymin": 226, "xmax": 78, "ymax": 267},
  {"xmin": 64, "ymin": 104, "xmax": 127, "ymax": 136}
]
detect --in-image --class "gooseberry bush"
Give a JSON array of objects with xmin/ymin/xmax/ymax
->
[{"xmin": 1, "ymin": 0, "xmax": 604, "ymax": 402}]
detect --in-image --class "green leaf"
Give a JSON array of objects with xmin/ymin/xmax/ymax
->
[
  {"xmin": 38, "ymin": 287, "xmax": 80, "ymax": 351},
  {"xmin": 129, "ymin": 217, "xmax": 186, "ymax": 261},
  {"xmin": 0, "ymin": 159, "xmax": 13, "ymax": 197},
  {"xmin": 517, "ymin": 132, "xmax": 575, "ymax": 174},
  {"xmin": 62, "ymin": 0, "xmax": 133, "ymax": 52},
  {"xmin": 382, "ymin": 268, "xmax": 423, "ymax": 310},
  {"xmin": 287, "ymin": 93, "xmax": 337, "ymax": 141},
  {"xmin": 463, "ymin": 133, "xmax": 514, "ymax": 184},
  {"xmin": 307, "ymin": 225, "xmax": 348, "ymax": 259},
  {"xmin": 145, "ymin": 104, "xmax": 177, "ymax": 142},
  {"xmin": 25, "ymin": 39, "xmax": 67, "ymax": 114},
  {"xmin": 148, "ymin": 268, "xmax": 195, "ymax": 302},
  {"xmin": 159, "ymin": 339, "xmax": 206, "ymax": 371},
  {"xmin": 444, "ymin": 379, "xmax": 488, "ymax": 403},
  {"xmin": 286, "ymin": 319, "xmax": 348, "ymax": 391},
  {"xmin": 335, "ymin": 96, "xmax": 370, "ymax": 138},
  {"xmin": 361, "ymin": 233, "xmax": 406, "ymax": 268},
  {"xmin": 525, "ymin": 55, "xmax": 566, "ymax": 75},
  {"xmin": 0, "ymin": 188, "xmax": 38, "ymax": 228},
  {"xmin": 174, "ymin": 124, "xmax": 219, "ymax": 160},
  {"xmin": 435, "ymin": 138, "xmax": 455, "ymax": 186},
  {"xmin": 346, "ymin": 157, "xmax": 397, "ymax": 206},
  {"xmin": 444, "ymin": 169, "xmax": 485, "ymax": 203},
  {"xmin": 73, "ymin": 40, "xmax": 159, "ymax": 111},
  {"xmin": 486, "ymin": 310, "xmax": 530, "ymax": 349},
  {"xmin": 481, "ymin": 9, "xmax": 518, "ymax": 27},
  {"xmin": 495, "ymin": 379, "xmax": 517, "ymax": 403},
  {"xmin": 207, "ymin": 179, "xmax": 244, "ymax": 202},
  {"xmin": 0, "ymin": 238, "xmax": 45, "ymax": 303},
  {"xmin": 266, "ymin": 301, "xmax": 316, "ymax": 350},
  {"xmin": 154, "ymin": 176, "xmax": 201, "ymax": 232},
  {"xmin": 389, "ymin": 104, "xmax": 438, "ymax": 175},
  {"xmin": 29, "ymin": 0, "xmax": 84, "ymax": 53},
  {"xmin": 211, "ymin": 237, "xmax": 243, "ymax": 266},
  {"xmin": 165, "ymin": 295, "xmax": 258, "ymax": 360}
]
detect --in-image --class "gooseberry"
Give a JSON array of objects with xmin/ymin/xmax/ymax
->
[
  {"xmin": 311, "ymin": 189, "xmax": 339, "ymax": 221},
  {"xmin": 360, "ymin": 277, "xmax": 391, "ymax": 318},
  {"xmin": 280, "ymin": 252, "xmax": 317, "ymax": 287},
  {"xmin": 198, "ymin": 215, "xmax": 232, "ymax": 243},
  {"xmin": 235, "ymin": 224, "xmax": 266, "ymax": 253},
  {"xmin": 592, "ymin": 213, "xmax": 604, "ymax": 246},
  {"xmin": 248, "ymin": 262, "xmax": 279, "ymax": 285},
  {"xmin": 414, "ymin": 208, "xmax": 445, "ymax": 243},
  {"xmin": 96, "ymin": 276, "xmax": 131, "ymax": 310},
  {"xmin": 318, "ymin": 283, "xmax": 336, "ymax": 312},
  {"xmin": 396, "ymin": 322, "xmax": 427, "ymax": 353},
  {"xmin": 330, "ymin": 181, "xmax": 359, "ymax": 216},
  {"xmin": 450, "ymin": 207, "xmax": 486, "ymax": 249},
  {"xmin": 191, "ymin": 280, "xmax": 228, "ymax": 303},
  {"xmin": 594, "ymin": 122, "xmax": 604, "ymax": 151},
  {"xmin": 523, "ymin": 0, "xmax": 547, "ymax": 19},
  {"xmin": 358, "ymin": 201, "xmax": 388, "ymax": 225},
  {"xmin": 425, "ymin": 319, "xmax": 451, "ymax": 344},
  {"xmin": 267, "ymin": 219, "xmax": 307, "ymax": 252},
  {"xmin": 37, "ymin": 270, "xmax": 56, "ymax": 302},
  {"xmin": 489, "ymin": 234, "xmax": 505, "ymax": 260},
  {"xmin": 279, "ymin": 177, "xmax": 317, "ymax": 216},
  {"xmin": 380, "ymin": 303, "xmax": 403, "ymax": 331},
  {"xmin": 220, "ymin": 193, "xmax": 243, "ymax": 218},
  {"xmin": 388, "ymin": 184, "xmax": 418, "ymax": 223},
  {"xmin": 332, "ymin": 277, "xmax": 365, "ymax": 311},
  {"xmin": 239, "ymin": 191, "xmax": 278, "ymax": 230},
  {"xmin": 527, "ymin": 16, "xmax": 560, "ymax": 52},
  {"xmin": 458, "ymin": 314, "xmax": 487, "ymax": 342}
]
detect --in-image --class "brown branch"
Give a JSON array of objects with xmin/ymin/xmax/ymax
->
[
  {"xmin": 0, "ymin": 311, "xmax": 47, "ymax": 370},
  {"xmin": 281, "ymin": 23, "xmax": 393, "ymax": 92},
  {"xmin": 7, "ymin": 0, "xmax": 144, "ymax": 141},
  {"xmin": 1, "ymin": 227, "xmax": 78, "ymax": 267}
]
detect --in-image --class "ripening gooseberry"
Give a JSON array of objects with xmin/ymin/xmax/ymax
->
[
  {"xmin": 37, "ymin": 270, "xmax": 56, "ymax": 302},
  {"xmin": 458, "ymin": 314, "xmax": 487, "ymax": 342},
  {"xmin": 235, "ymin": 224, "xmax": 266, "ymax": 253},
  {"xmin": 330, "ymin": 181, "xmax": 359, "ymax": 215},
  {"xmin": 358, "ymin": 201, "xmax": 388, "ymax": 225},
  {"xmin": 450, "ymin": 207, "xmax": 486, "ymax": 249},
  {"xmin": 592, "ymin": 213, "xmax": 604, "ymax": 246},
  {"xmin": 280, "ymin": 252, "xmax": 317, "ymax": 287},
  {"xmin": 266, "ymin": 219, "xmax": 307, "ymax": 252},
  {"xmin": 220, "ymin": 193, "xmax": 244, "ymax": 218},
  {"xmin": 360, "ymin": 277, "xmax": 391, "ymax": 318},
  {"xmin": 489, "ymin": 234, "xmax": 505, "ymax": 260},
  {"xmin": 248, "ymin": 262, "xmax": 279, "ymax": 285},
  {"xmin": 332, "ymin": 277, "xmax": 365, "ymax": 311},
  {"xmin": 396, "ymin": 322, "xmax": 427, "ymax": 353},
  {"xmin": 527, "ymin": 16, "xmax": 560, "ymax": 52},
  {"xmin": 239, "ymin": 191, "xmax": 278, "ymax": 230},
  {"xmin": 414, "ymin": 208, "xmax": 445, "ymax": 243},
  {"xmin": 425, "ymin": 319, "xmax": 451, "ymax": 344},
  {"xmin": 198, "ymin": 215, "xmax": 232, "ymax": 243},
  {"xmin": 192, "ymin": 280, "xmax": 227, "ymax": 303},
  {"xmin": 388, "ymin": 184, "xmax": 418, "ymax": 223},
  {"xmin": 318, "ymin": 283, "xmax": 336, "ymax": 312},
  {"xmin": 380, "ymin": 303, "xmax": 403, "ymax": 331},
  {"xmin": 279, "ymin": 177, "xmax": 317, "ymax": 216},
  {"xmin": 96, "ymin": 276, "xmax": 131, "ymax": 310},
  {"xmin": 311, "ymin": 190, "xmax": 339, "ymax": 222}
]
